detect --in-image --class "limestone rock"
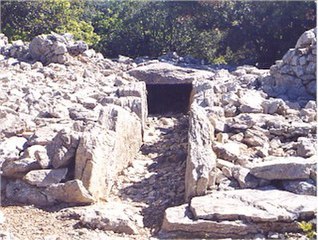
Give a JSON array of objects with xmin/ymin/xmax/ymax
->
[
  {"xmin": 6, "ymin": 179, "xmax": 53, "ymax": 206},
  {"xmin": 191, "ymin": 189, "xmax": 316, "ymax": 223},
  {"xmin": 46, "ymin": 129, "xmax": 79, "ymax": 169},
  {"xmin": 68, "ymin": 203, "xmax": 141, "ymax": 235},
  {"xmin": 281, "ymin": 179, "xmax": 316, "ymax": 196},
  {"xmin": 295, "ymin": 28, "xmax": 316, "ymax": 49},
  {"xmin": 262, "ymin": 28, "xmax": 316, "ymax": 100},
  {"xmin": 23, "ymin": 168, "xmax": 68, "ymax": 187},
  {"xmin": 212, "ymin": 141, "xmax": 245, "ymax": 162},
  {"xmin": 128, "ymin": 62, "xmax": 214, "ymax": 84},
  {"xmin": 191, "ymin": 80, "xmax": 214, "ymax": 108},
  {"xmin": 239, "ymin": 90, "xmax": 264, "ymax": 113},
  {"xmin": 0, "ymin": 112, "xmax": 27, "ymax": 138},
  {"xmin": 46, "ymin": 179, "xmax": 94, "ymax": 204},
  {"xmin": 1, "ymin": 158, "xmax": 40, "ymax": 178},
  {"xmin": 75, "ymin": 105, "xmax": 142, "ymax": 200},
  {"xmin": 250, "ymin": 156, "xmax": 315, "ymax": 180},
  {"xmin": 27, "ymin": 124, "xmax": 72, "ymax": 146},
  {"xmin": 0, "ymin": 136, "xmax": 27, "ymax": 166},
  {"xmin": 117, "ymin": 82, "xmax": 148, "ymax": 131},
  {"xmin": 29, "ymin": 33, "xmax": 69, "ymax": 65},
  {"xmin": 296, "ymin": 137, "xmax": 316, "ymax": 157},
  {"xmin": 22, "ymin": 145, "xmax": 50, "ymax": 168},
  {"xmin": 231, "ymin": 166, "xmax": 259, "ymax": 189},
  {"xmin": 242, "ymin": 128, "xmax": 269, "ymax": 147},
  {"xmin": 161, "ymin": 188, "xmax": 315, "ymax": 239},
  {"xmin": 185, "ymin": 104, "xmax": 216, "ymax": 201}
]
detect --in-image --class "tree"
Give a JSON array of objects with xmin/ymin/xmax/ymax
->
[{"xmin": 0, "ymin": 0, "xmax": 99, "ymax": 45}]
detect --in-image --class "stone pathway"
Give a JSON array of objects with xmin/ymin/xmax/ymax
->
[
  {"xmin": 0, "ymin": 114, "xmax": 189, "ymax": 239},
  {"xmin": 110, "ymin": 113, "xmax": 188, "ymax": 235}
]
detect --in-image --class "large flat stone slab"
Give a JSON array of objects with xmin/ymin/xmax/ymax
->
[
  {"xmin": 62, "ymin": 202, "xmax": 142, "ymax": 235},
  {"xmin": 250, "ymin": 156, "xmax": 316, "ymax": 180},
  {"xmin": 191, "ymin": 189, "xmax": 316, "ymax": 222},
  {"xmin": 23, "ymin": 168, "xmax": 68, "ymax": 187},
  {"xmin": 161, "ymin": 189, "xmax": 316, "ymax": 238},
  {"xmin": 128, "ymin": 62, "xmax": 215, "ymax": 84}
]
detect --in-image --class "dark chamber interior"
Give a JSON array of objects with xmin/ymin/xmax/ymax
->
[{"xmin": 146, "ymin": 84, "xmax": 193, "ymax": 114}]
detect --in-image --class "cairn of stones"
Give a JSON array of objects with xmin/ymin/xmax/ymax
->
[{"xmin": 0, "ymin": 28, "xmax": 317, "ymax": 239}]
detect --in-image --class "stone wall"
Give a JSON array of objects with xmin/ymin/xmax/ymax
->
[
  {"xmin": 161, "ymin": 28, "xmax": 317, "ymax": 238},
  {"xmin": 262, "ymin": 28, "xmax": 316, "ymax": 102}
]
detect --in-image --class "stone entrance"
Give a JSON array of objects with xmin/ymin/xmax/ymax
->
[{"xmin": 146, "ymin": 84, "xmax": 192, "ymax": 114}]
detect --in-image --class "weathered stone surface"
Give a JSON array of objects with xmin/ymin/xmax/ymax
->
[
  {"xmin": 231, "ymin": 166, "xmax": 259, "ymax": 189},
  {"xmin": 239, "ymin": 90, "xmax": 264, "ymax": 113},
  {"xmin": 250, "ymin": 156, "xmax": 315, "ymax": 180},
  {"xmin": 191, "ymin": 80, "xmax": 214, "ymax": 108},
  {"xmin": 185, "ymin": 104, "xmax": 216, "ymax": 201},
  {"xmin": 191, "ymin": 189, "xmax": 316, "ymax": 222},
  {"xmin": 27, "ymin": 124, "xmax": 72, "ymax": 146},
  {"xmin": 6, "ymin": 179, "xmax": 53, "ymax": 206},
  {"xmin": 46, "ymin": 129, "xmax": 79, "ymax": 169},
  {"xmin": 0, "ymin": 136, "xmax": 27, "ymax": 166},
  {"xmin": 128, "ymin": 62, "xmax": 214, "ymax": 84},
  {"xmin": 296, "ymin": 137, "xmax": 316, "ymax": 157},
  {"xmin": 262, "ymin": 28, "xmax": 316, "ymax": 100},
  {"xmin": 66, "ymin": 203, "xmax": 141, "ymax": 235},
  {"xmin": 0, "ymin": 112, "xmax": 27, "ymax": 138},
  {"xmin": 117, "ymin": 82, "xmax": 148, "ymax": 131},
  {"xmin": 29, "ymin": 33, "xmax": 69, "ymax": 65},
  {"xmin": 22, "ymin": 145, "xmax": 50, "ymax": 168},
  {"xmin": 23, "ymin": 168, "xmax": 68, "ymax": 187},
  {"xmin": 75, "ymin": 105, "xmax": 142, "ymax": 200},
  {"xmin": 242, "ymin": 128, "xmax": 269, "ymax": 147},
  {"xmin": 295, "ymin": 28, "xmax": 316, "ymax": 48},
  {"xmin": 281, "ymin": 179, "xmax": 316, "ymax": 196},
  {"xmin": 161, "ymin": 201, "xmax": 303, "ymax": 239},
  {"xmin": 46, "ymin": 180, "xmax": 94, "ymax": 204},
  {"xmin": 1, "ymin": 158, "xmax": 40, "ymax": 178},
  {"xmin": 161, "ymin": 189, "xmax": 317, "ymax": 238},
  {"xmin": 212, "ymin": 141, "xmax": 245, "ymax": 162}
]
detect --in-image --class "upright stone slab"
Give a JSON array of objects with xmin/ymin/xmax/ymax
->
[
  {"xmin": 117, "ymin": 82, "xmax": 148, "ymax": 132},
  {"xmin": 75, "ymin": 105, "xmax": 142, "ymax": 201},
  {"xmin": 185, "ymin": 104, "xmax": 216, "ymax": 202}
]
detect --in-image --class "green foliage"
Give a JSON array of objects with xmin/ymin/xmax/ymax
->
[
  {"xmin": 298, "ymin": 221, "xmax": 317, "ymax": 239},
  {"xmin": 56, "ymin": 20, "xmax": 100, "ymax": 45},
  {"xmin": 0, "ymin": 0, "xmax": 99, "ymax": 45},
  {"xmin": 1, "ymin": 0, "xmax": 316, "ymax": 66}
]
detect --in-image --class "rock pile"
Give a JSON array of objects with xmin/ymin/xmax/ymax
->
[
  {"xmin": 0, "ymin": 28, "xmax": 317, "ymax": 239},
  {"xmin": 161, "ymin": 28, "xmax": 317, "ymax": 238},
  {"xmin": 29, "ymin": 33, "xmax": 89, "ymax": 65},
  {"xmin": 263, "ymin": 28, "xmax": 316, "ymax": 102},
  {"xmin": 0, "ymin": 32, "xmax": 146, "ymax": 206}
]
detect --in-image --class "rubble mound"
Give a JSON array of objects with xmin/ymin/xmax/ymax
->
[
  {"xmin": 0, "ymin": 28, "xmax": 317, "ymax": 239},
  {"xmin": 262, "ymin": 28, "xmax": 316, "ymax": 102}
]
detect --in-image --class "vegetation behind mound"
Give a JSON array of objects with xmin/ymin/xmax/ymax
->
[{"xmin": 0, "ymin": 0, "xmax": 316, "ymax": 67}]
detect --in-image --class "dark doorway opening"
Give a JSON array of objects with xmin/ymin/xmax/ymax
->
[{"xmin": 146, "ymin": 84, "xmax": 192, "ymax": 115}]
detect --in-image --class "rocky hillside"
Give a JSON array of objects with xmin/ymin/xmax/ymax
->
[{"xmin": 0, "ymin": 28, "xmax": 317, "ymax": 240}]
